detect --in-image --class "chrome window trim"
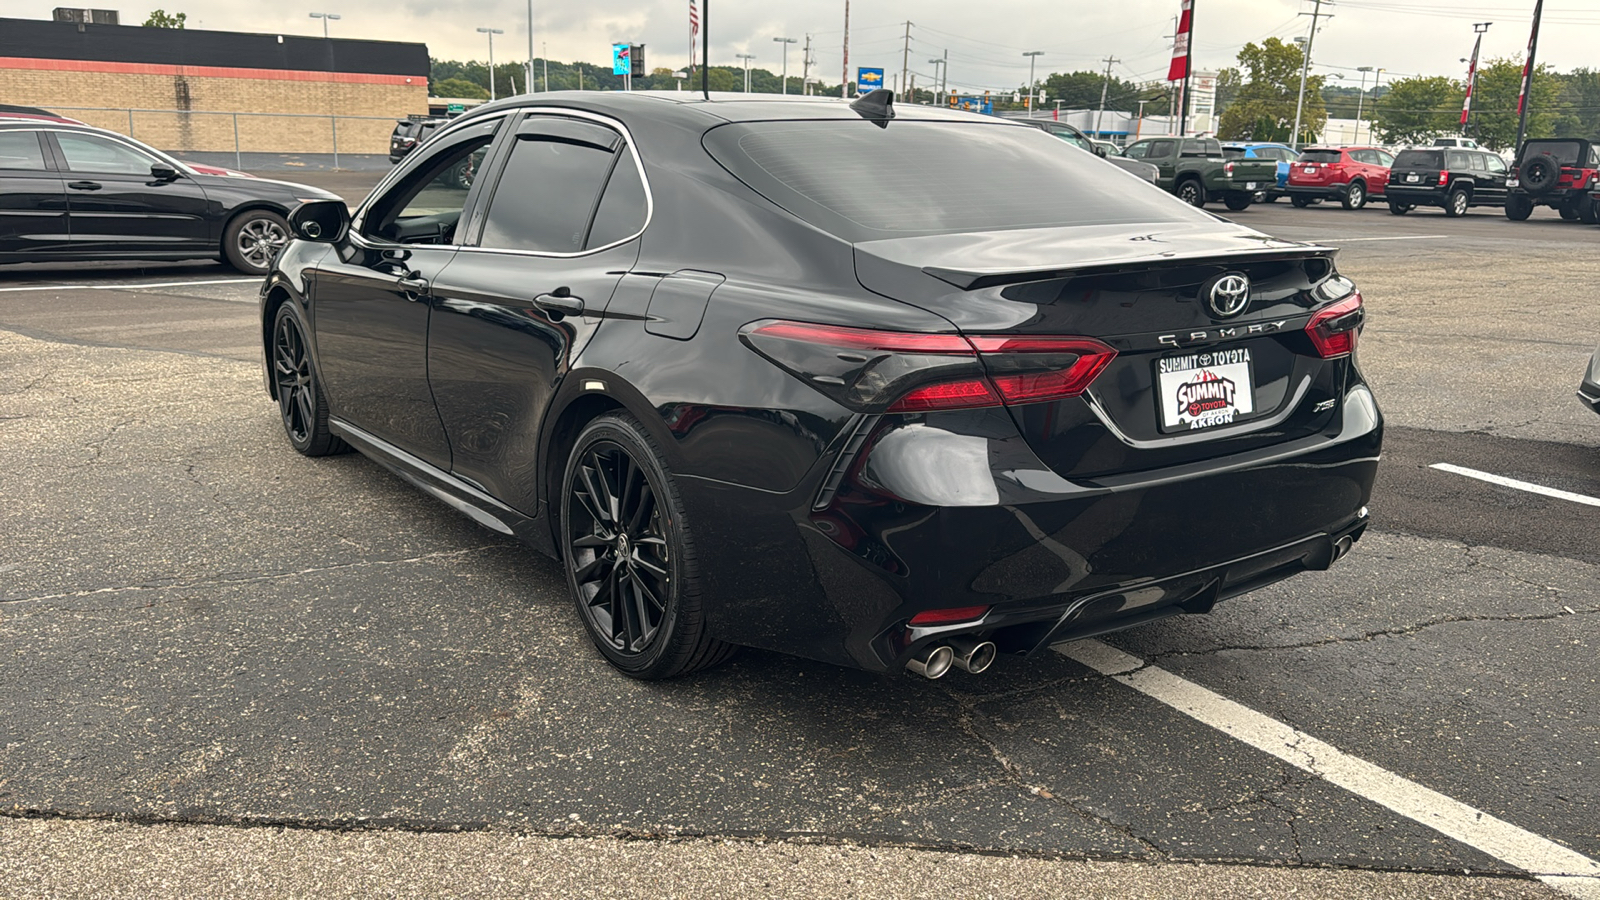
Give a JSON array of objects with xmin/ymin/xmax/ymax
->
[
  {"xmin": 458, "ymin": 107, "xmax": 653, "ymax": 260},
  {"xmin": 350, "ymin": 113, "xmax": 508, "ymax": 238}
]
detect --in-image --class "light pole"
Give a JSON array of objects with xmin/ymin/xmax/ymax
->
[
  {"xmin": 773, "ymin": 36, "xmax": 797, "ymax": 94},
  {"xmin": 1368, "ymin": 68, "xmax": 1386, "ymax": 144},
  {"xmin": 477, "ymin": 27, "xmax": 504, "ymax": 101},
  {"xmin": 1354, "ymin": 65, "xmax": 1373, "ymax": 144},
  {"xmin": 1022, "ymin": 50, "xmax": 1043, "ymax": 118},
  {"xmin": 736, "ymin": 53, "xmax": 755, "ymax": 93},
  {"xmin": 308, "ymin": 11, "xmax": 340, "ymax": 38},
  {"xmin": 928, "ymin": 54, "xmax": 947, "ymax": 100},
  {"xmin": 673, "ymin": 69, "xmax": 688, "ymax": 91},
  {"xmin": 526, "ymin": 0, "xmax": 535, "ymax": 97}
]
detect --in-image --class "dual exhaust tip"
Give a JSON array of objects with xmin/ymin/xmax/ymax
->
[{"xmin": 905, "ymin": 638, "xmax": 997, "ymax": 679}]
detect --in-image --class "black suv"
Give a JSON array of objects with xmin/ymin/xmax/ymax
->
[
  {"xmin": 1505, "ymin": 138, "xmax": 1600, "ymax": 223},
  {"xmin": 1385, "ymin": 147, "xmax": 1508, "ymax": 216},
  {"xmin": 389, "ymin": 116, "xmax": 447, "ymax": 164}
]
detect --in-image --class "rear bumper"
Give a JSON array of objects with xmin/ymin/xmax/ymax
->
[
  {"xmin": 1385, "ymin": 185, "xmax": 1447, "ymax": 205},
  {"xmin": 680, "ymin": 384, "xmax": 1383, "ymax": 674},
  {"xmin": 1511, "ymin": 187, "xmax": 1592, "ymax": 207},
  {"xmin": 1288, "ymin": 185, "xmax": 1348, "ymax": 200}
]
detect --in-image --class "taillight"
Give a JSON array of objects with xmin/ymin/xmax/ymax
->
[
  {"xmin": 1305, "ymin": 292, "xmax": 1364, "ymax": 358},
  {"xmin": 739, "ymin": 321, "xmax": 1116, "ymax": 414},
  {"xmin": 1223, "ymin": 161, "xmax": 1235, "ymax": 176},
  {"xmin": 909, "ymin": 605, "xmax": 991, "ymax": 626},
  {"xmin": 1438, "ymin": 170, "xmax": 1449, "ymax": 185}
]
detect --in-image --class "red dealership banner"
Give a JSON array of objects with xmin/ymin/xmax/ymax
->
[
  {"xmin": 1460, "ymin": 32, "xmax": 1482, "ymax": 126},
  {"xmin": 1168, "ymin": 0, "xmax": 1192, "ymax": 83}
]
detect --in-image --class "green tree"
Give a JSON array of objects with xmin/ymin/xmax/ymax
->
[
  {"xmin": 1218, "ymin": 38, "xmax": 1325, "ymax": 143},
  {"xmin": 433, "ymin": 77, "xmax": 488, "ymax": 100},
  {"xmin": 1370, "ymin": 75, "xmax": 1461, "ymax": 144},
  {"xmin": 1041, "ymin": 70, "xmax": 1143, "ymax": 112},
  {"xmin": 142, "ymin": 9, "xmax": 186, "ymax": 27},
  {"xmin": 1214, "ymin": 67, "xmax": 1241, "ymax": 116},
  {"xmin": 1466, "ymin": 58, "xmax": 1562, "ymax": 149}
]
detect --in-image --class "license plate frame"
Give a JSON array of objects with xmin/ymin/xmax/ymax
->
[{"xmin": 1154, "ymin": 348, "xmax": 1257, "ymax": 433}]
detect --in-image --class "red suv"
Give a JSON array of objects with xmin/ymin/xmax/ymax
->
[{"xmin": 1288, "ymin": 146, "xmax": 1394, "ymax": 210}]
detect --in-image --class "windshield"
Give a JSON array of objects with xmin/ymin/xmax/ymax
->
[
  {"xmin": 1393, "ymin": 150, "xmax": 1442, "ymax": 168},
  {"xmin": 704, "ymin": 120, "xmax": 1199, "ymax": 242},
  {"xmin": 1298, "ymin": 150, "xmax": 1341, "ymax": 164}
]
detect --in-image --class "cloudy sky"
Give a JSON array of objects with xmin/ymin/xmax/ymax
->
[{"xmin": 14, "ymin": 0, "xmax": 1600, "ymax": 91}]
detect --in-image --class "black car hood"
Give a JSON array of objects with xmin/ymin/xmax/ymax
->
[
  {"xmin": 189, "ymin": 172, "xmax": 340, "ymax": 201},
  {"xmin": 855, "ymin": 221, "xmax": 1323, "ymax": 293}
]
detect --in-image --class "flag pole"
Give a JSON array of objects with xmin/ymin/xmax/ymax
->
[
  {"xmin": 1179, "ymin": 1, "xmax": 1192, "ymax": 137},
  {"xmin": 701, "ymin": 0, "xmax": 710, "ymax": 100},
  {"xmin": 1513, "ymin": 0, "xmax": 1543, "ymax": 152}
]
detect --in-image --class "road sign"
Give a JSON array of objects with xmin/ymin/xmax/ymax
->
[
  {"xmin": 956, "ymin": 96, "xmax": 993, "ymax": 115},
  {"xmin": 856, "ymin": 67, "xmax": 884, "ymax": 95},
  {"xmin": 446, "ymin": 103, "xmax": 465, "ymax": 115},
  {"xmin": 612, "ymin": 43, "xmax": 631, "ymax": 76}
]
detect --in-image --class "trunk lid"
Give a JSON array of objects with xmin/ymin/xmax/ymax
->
[{"xmin": 854, "ymin": 223, "xmax": 1355, "ymax": 479}]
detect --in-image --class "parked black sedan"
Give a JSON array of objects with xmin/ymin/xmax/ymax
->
[
  {"xmin": 0, "ymin": 121, "xmax": 340, "ymax": 275},
  {"xmin": 262, "ymin": 91, "xmax": 1380, "ymax": 680}
]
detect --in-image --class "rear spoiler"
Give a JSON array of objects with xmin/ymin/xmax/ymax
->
[{"xmin": 922, "ymin": 244, "xmax": 1337, "ymax": 291}]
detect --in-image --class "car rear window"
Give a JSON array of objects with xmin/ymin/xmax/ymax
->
[
  {"xmin": 1393, "ymin": 149, "xmax": 1442, "ymax": 169},
  {"xmin": 1222, "ymin": 147, "xmax": 1245, "ymax": 158},
  {"xmin": 1298, "ymin": 150, "xmax": 1341, "ymax": 163},
  {"xmin": 1522, "ymin": 140, "xmax": 1582, "ymax": 165},
  {"xmin": 703, "ymin": 120, "xmax": 1199, "ymax": 242}
]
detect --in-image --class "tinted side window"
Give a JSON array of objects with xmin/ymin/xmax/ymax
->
[
  {"xmin": 1146, "ymin": 140, "xmax": 1176, "ymax": 159},
  {"xmin": 1376, "ymin": 150, "xmax": 1395, "ymax": 166},
  {"xmin": 1484, "ymin": 153, "xmax": 1507, "ymax": 174},
  {"xmin": 1446, "ymin": 150, "xmax": 1470, "ymax": 169},
  {"xmin": 1122, "ymin": 142, "xmax": 1147, "ymax": 159},
  {"xmin": 0, "ymin": 131, "xmax": 48, "ymax": 170},
  {"xmin": 586, "ymin": 146, "xmax": 647, "ymax": 249},
  {"xmin": 56, "ymin": 134, "xmax": 156, "ymax": 174},
  {"xmin": 479, "ymin": 136, "xmax": 615, "ymax": 253},
  {"xmin": 1467, "ymin": 153, "xmax": 1486, "ymax": 171}
]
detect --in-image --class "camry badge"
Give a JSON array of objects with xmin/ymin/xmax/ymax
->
[{"xmin": 1205, "ymin": 273, "xmax": 1251, "ymax": 319}]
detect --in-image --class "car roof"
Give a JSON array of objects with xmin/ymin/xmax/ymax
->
[{"xmin": 450, "ymin": 90, "xmax": 1029, "ymax": 130}]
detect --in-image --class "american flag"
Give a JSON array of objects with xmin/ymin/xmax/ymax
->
[{"xmin": 689, "ymin": 0, "xmax": 699, "ymax": 70}]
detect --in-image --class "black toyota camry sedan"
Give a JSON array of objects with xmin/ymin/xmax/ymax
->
[
  {"xmin": 0, "ymin": 120, "xmax": 341, "ymax": 275},
  {"xmin": 261, "ymin": 91, "xmax": 1381, "ymax": 680}
]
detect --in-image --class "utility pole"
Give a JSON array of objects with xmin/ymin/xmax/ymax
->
[
  {"xmin": 840, "ymin": 0, "xmax": 849, "ymax": 98},
  {"xmin": 773, "ymin": 36, "xmax": 797, "ymax": 94},
  {"xmin": 737, "ymin": 52, "xmax": 755, "ymax": 93},
  {"xmin": 801, "ymin": 34, "xmax": 812, "ymax": 94},
  {"xmin": 1290, "ymin": 0, "xmax": 1329, "ymax": 150},
  {"xmin": 900, "ymin": 21, "xmax": 912, "ymax": 100},
  {"xmin": 1022, "ymin": 50, "xmax": 1043, "ymax": 117},
  {"xmin": 1094, "ymin": 55, "xmax": 1120, "ymax": 138}
]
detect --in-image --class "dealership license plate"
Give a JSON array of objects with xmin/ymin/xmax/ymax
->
[
  {"xmin": 1156, "ymin": 348, "xmax": 1256, "ymax": 432},
  {"xmin": 1406, "ymin": 173, "xmax": 1420, "ymax": 183},
  {"xmin": 1245, "ymin": 182, "xmax": 1258, "ymax": 189}
]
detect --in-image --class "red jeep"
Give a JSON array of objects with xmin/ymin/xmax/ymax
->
[
  {"xmin": 1506, "ymin": 138, "xmax": 1600, "ymax": 223},
  {"xmin": 1288, "ymin": 146, "xmax": 1394, "ymax": 210}
]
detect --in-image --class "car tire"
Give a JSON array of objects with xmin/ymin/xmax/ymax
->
[
  {"xmin": 1444, "ymin": 187, "xmax": 1470, "ymax": 217},
  {"xmin": 224, "ymin": 209, "xmax": 290, "ymax": 276},
  {"xmin": 560, "ymin": 411, "xmax": 736, "ymax": 680},
  {"xmin": 1388, "ymin": 202, "xmax": 1412, "ymax": 215},
  {"xmin": 1582, "ymin": 198, "xmax": 1600, "ymax": 225},
  {"xmin": 1291, "ymin": 195, "xmax": 1313, "ymax": 208},
  {"xmin": 270, "ymin": 302, "xmax": 349, "ymax": 457},
  {"xmin": 1505, "ymin": 194, "xmax": 1534, "ymax": 221},
  {"xmin": 1521, "ymin": 156, "xmax": 1559, "ymax": 195},
  {"xmin": 1176, "ymin": 179, "xmax": 1207, "ymax": 207},
  {"xmin": 1223, "ymin": 193, "xmax": 1252, "ymax": 211},
  {"xmin": 1262, "ymin": 194, "xmax": 1280, "ymax": 203},
  {"xmin": 1342, "ymin": 181, "xmax": 1367, "ymax": 210},
  {"xmin": 1559, "ymin": 203, "xmax": 1581, "ymax": 221}
]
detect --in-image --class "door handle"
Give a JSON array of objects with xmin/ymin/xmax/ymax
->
[
  {"xmin": 533, "ymin": 288, "xmax": 585, "ymax": 319},
  {"xmin": 67, "ymin": 181, "xmax": 102, "ymax": 191},
  {"xmin": 396, "ymin": 271, "xmax": 430, "ymax": 298}
]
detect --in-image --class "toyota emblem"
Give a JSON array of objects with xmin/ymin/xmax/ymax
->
[{"xmin": 1205, "ymin": 273, "xmax": 1251, "ymax": 319}]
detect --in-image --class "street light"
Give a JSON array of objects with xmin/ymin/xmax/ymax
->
[
  {"xmin": 736, "ymin": 53, "xmax": 756, "ymax": 93},
  {"xmin": 477, "ymin": 27, "xmax": 505, "ymax": 101},
  {"xmin": 928, "ymin": 54, "xmax": 947, "ymax": 99},
  {"xmin": 772, "ymin": 37, "xmax": 797, "ymax": 95},
  {"xmin": 308, "ymin": 11, "xmax": 340, "ymax": 39},
  {"xmin": 1022, "ymin": 50, "xmax": 1043, "ymax": 118}
]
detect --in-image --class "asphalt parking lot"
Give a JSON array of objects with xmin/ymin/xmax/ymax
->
[{"xmin": 2, "ymin": 174, "xmax": 1597, "ymax": 898}]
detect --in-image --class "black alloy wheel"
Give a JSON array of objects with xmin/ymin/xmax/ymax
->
[
  {"xmin": 1176, "ymin": 180, "xmax": 1207, "ymax": 207},
  {"xmin": 1342, "ymin": 181, "xmax": 1367, "ymax": 210},
  {"xmin": 1388, "ymin": 202, "xmax": 1412, "ymax": 215},
  {"xmin": 1505, "ymin": 194, "xmax": 1534, "ymax": 220},
  {"xmin": 225, "ymin": 210, "xmax": 290, "ymax": 276},
  {"xmin": 1444, "ymin": 187, "xmax": 1471, "ymax": 217},
  {"xmin": 561, "ymin": 413, "xmax": 733, "ymax": 679},
  {"xmin": 271, "ymin": 304, "xmax": 347, "ymax": 456}
]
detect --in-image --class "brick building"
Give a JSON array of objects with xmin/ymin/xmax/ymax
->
[{"xmin": 0, "ymin": 16, "xmax": 429, "ymax": 155}]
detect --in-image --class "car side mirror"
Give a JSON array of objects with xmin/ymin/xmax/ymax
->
[
  {"xmin": 289, "ymin": 199, "xmax": 350, "ymax": 244},
  {"xmin": 1094, "ymin": 145, "xmax": 1108, "ymax": 158},
  {"xmin": 150, "ymin": 163, "xmax": 180, "ymax": 182}
]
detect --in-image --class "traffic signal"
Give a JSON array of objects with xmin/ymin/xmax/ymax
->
[
  {"xmin": 630, "ymin": 44, "xmax": 646, "ymax": 78},
  {"xmin": 948, "ymin": 91, "xmax": 957, "ymax": 107}
]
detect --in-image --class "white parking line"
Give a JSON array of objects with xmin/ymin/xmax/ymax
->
[
  {"xmin": 0, "ymin": 278, "xmax": 259, "ymax": 293},
  {"xmin": 1430, "ymin": 463, "xmax": 1600, "ymax": 509},
  {"xmin": 1057, "ymin": 639, "xmax": 1600, "ymax": 899},
  {"xmin": 1322, "ymin": 234, "xmax": 1449, "ymax": 242}
]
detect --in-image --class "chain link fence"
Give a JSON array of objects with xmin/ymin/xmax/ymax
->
[{"xmin": 49, "ymin": 106, "xmax": 403, "ymax": 169}]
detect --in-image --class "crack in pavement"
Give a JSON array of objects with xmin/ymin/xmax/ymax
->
[{"xmin": 0, "ymin": 545, "xmax": 507, "ymax": 605}]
